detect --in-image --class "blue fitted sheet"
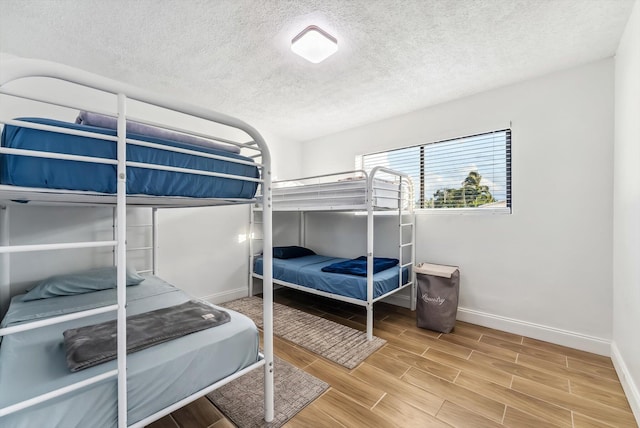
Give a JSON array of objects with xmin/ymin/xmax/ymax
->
[
  {"xmin": 254, "ymin": 254, "xmax": 409, "ymax": 301},
  {"xmin": 0, "ymin": 276, "xmax": 259, "ymax": 428},
  {"xmin": 0, "ymin": 118, "xmax": 259, "ymax": 198}
]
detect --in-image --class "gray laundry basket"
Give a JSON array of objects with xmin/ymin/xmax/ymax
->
[{"xmin": 414, "ymin": 263, "xmax": 460, "ymax": 333}]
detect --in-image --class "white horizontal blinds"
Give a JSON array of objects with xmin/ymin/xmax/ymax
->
[
  {"xmin": 361, "ymin": 146, "xmax": 422, "ymax": 207},
  {"xmin": 362, "ymin": 129, "xmax": 511, "ymax": 209},
  {"xmin": 424, "ymin": 129, "xmax": 510, "ymax": 208}
]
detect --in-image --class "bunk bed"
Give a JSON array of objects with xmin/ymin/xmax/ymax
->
[
  {"xmin": 0, "ymin": 59, "xmax": 274, "ymax": 428},
  {"xmin": 250, "ymin": 169, "xmax": 415, "ymax": 341}
]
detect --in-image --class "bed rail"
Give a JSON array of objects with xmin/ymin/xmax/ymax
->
[
  {"xmin": 264, "ymin": 169, "xmax": 412, "ymax": 212},
  {"xmin": 0, "ymin": 59, "xmax": 274, "ymax": 426}
]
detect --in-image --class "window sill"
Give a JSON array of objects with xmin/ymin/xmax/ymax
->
[{"xmin": 352, "ymin": 207, "xmax": 511, "ymax": 216}]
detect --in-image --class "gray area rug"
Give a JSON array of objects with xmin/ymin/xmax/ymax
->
[
  {"xmin": 222, "ymin": 297, "xmax": 386, "ymax": 369},
  {"xmin": 207, "ymin": 355, "xmax": 328, "ymax": 428}
]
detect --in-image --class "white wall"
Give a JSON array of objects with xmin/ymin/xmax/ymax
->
[
  {"xmin": 613, "ymin": 0, "xmax": 640, "ymax": 420},
  {"xmin": 301, "ymin": 59, "xmax": 615, "ymax": 355},
  {"xmin": 157, "ymin": 205, "xmax": 251, "ymax": 302}
]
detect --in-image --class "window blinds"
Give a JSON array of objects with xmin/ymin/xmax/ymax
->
[{"xmin": 362, "ymin": 129, "xmax": 511, "ymax": 210}]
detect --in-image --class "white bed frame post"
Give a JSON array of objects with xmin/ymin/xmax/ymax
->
[
  {"xmin": 116, "ymin": 93, "xmax": 128, "ymax": 428},
  {"xmin": 248, "ymin": 206, "xmax": 255, "ymax": 296},
  {"xmin": 366, "ymin": 171, "xmax": 375, "ymax": 342},
  {"xmin": 260, "ymin": 150, "xmax": 274, "ymax": 423},
  {"xmin": 410, "ymin": 187, "xmax": 416, "ymax": 311},
  {"xmin": 408, "ymin": 180, "xmax": 417, "ymax": 311},
  {"xmin": 299, "ymin": 212, "xmax": 306, "ymax": 247},
  {"xmin": 0, "ymin": 206, "xmax": 9, "ymax": 317},
  {"xmin": 152, "ymin": 207, "xmax": 158, "ymax": 275},
  {"xmin": 398, "ymin": 181, "xmax": 404, "ymax": 292}
]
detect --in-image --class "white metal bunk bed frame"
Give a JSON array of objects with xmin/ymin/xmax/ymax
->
[
  {"xmin": 249, "ymin": 168, "xmax": 416, "ymax": 341},
  {"xmin": 0, "ymin": 59, "xmax": 274, "ymax": 427}
]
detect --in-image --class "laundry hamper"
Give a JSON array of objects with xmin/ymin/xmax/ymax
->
[{"xmin": 414, "ymin": 263, "xmax": 460, "ymax": 333}]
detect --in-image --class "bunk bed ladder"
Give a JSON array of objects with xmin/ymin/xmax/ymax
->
[
  {"xmin": 366, "ymin": 167, "xmax": 416, "ymax": 341},
  {"xmin": 398, "ymin": 177, "xmax": 416, "ymax": 312}
]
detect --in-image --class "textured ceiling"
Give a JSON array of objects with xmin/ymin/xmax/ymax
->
[{"xmin": 0, "ymin": 0, "xmax": 634, "ymax": 142}]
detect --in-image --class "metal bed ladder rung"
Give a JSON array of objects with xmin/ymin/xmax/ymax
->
[
  {"xmin": 249, "ymin": 205, "xmax": 264, "ymax": 297},
  {"xmin": 112, "ymin": 207, "xmax": 158, "ymax": 276}
]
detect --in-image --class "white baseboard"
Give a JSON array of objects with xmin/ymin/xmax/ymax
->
[
  {"xmin": 611, "ymin": 341, "xmax": 640, "ymax": 425},
  {"xmin": 382, "ymin": 292, "xmax": 412, "ymax": 307},
  {"xmin": 379, "ymin": 294, "xmax": 611, "ymax": 356},
  {"xmin": 202, "ymin": 287, "xmax": 248, "ymax": 305},
  {"xmin": 456, "ymin": 306, "xmax": 611, "ymax": 356}
]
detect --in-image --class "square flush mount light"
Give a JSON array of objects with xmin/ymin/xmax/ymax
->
[{"xmin": 291, "ymin": 25, "xmax": 338, "ymax": 64}]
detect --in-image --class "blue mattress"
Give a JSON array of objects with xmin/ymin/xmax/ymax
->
[
  {"xmin": 0, "ymin": 276, "xmax": 259, "ymax": 428},
  {"xmin": 254, "ymin": 254, "xmax": 409, "ymax": 301},
  {"xmin": 0, "ymin": 118, "xmax": 259, "ymax": 198}
]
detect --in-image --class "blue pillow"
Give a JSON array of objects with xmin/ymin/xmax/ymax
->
[
  {"xmin": 22, "ymin": 266, "xmax": 145, "ymax": 302},
  {"xmin": 273, "ymin": 246, "xmax": 316, "ymax": 259}
]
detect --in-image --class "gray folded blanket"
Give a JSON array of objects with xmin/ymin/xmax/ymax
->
[{"xmin": 63, "ymin": 300, "xmax": 231, "ymax": 372}]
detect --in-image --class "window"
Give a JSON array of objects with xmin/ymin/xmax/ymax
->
[{"xmin": 360, "ymin": 129, "xmax": 511, "ymax": 212}]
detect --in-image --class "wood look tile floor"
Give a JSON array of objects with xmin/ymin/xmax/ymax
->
[{"xmin": 149, "ymin": 289, "xmax": 637, "ymax": 428}]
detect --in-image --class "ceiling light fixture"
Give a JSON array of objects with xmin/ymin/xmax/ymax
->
[{"xmin": 291, "ymin": 25, "xmax": 338, "ymax": 64}]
